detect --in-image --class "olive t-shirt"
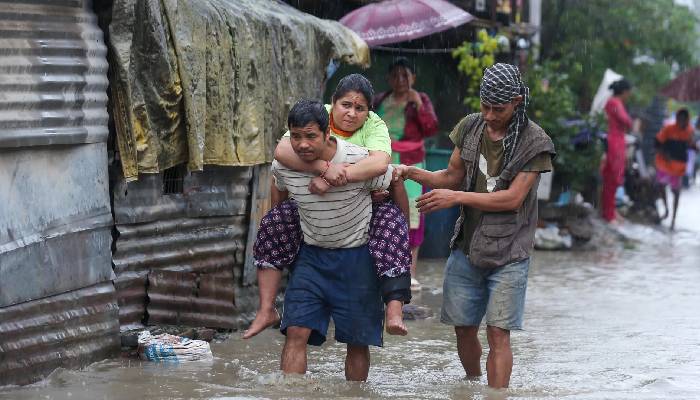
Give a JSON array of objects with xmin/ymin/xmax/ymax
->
[{"xmin": 448, "ymin": 119, "xmax": 552, "ymax": 254}]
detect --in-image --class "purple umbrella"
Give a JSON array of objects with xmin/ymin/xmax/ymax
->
[{"xmin": 339, "ymin": 0, "xmax": 474, "ymax": 47}]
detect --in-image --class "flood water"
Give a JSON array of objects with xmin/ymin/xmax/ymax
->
[{"xmin": 3, "ymin": 187, "xmax": 700, "ymax": 400}]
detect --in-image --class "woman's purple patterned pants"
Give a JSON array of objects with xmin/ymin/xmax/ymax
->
[{"xmin": 253, "ymin": 199, "xmax": 411, "ymax": 278}]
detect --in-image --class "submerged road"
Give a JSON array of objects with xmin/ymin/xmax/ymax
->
[{"xmin": 2, "ymin": 186, "xmax": 700, "ymax": 400}]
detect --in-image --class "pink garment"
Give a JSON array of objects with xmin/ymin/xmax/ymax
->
[
  {"xmin": 601, "ymin": 174, "xmax": 618, "ymax": 222},
  {"xmin": 373, "ymin": 91, "xmax": 439, "ymax": 165},
  {"xmin": 408, "ymin": 213, "xmax": 425, "ymax": 248},
  {"xmin": 656, "ymin": 170, "xmax": 682, "ymax": 191},
  {"xmin": 602, "ymin": 96, "xmax": 632, "ymax": 221},
  {"xmin": 604, "ymin": 96, "xmax": 632, "ymax": 185}
]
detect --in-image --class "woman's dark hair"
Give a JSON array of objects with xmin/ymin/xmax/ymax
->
[
  {"xmin": 332, "ymin": 73, "xmax": 374, "ymax": 109},
  {"xmin": 388, "ymin": 56, "xmax": 414, "ymax": 74},
  {"xmin": 676, "ymin": 108, "xmax": 689, "ymax": 121},
  {"xmin": 288, "ymin": 98, "xmax": 329, "ymax": 133},
  {"xmin": 609, "ymin": 79, "xmax": 632, "ymax": 96}
]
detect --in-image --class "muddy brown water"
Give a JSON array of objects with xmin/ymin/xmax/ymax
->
[{"xmin": 3, "ymin": 188, "xmax": 700, "ymax": 400}]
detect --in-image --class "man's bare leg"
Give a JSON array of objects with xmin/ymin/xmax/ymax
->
[
  {"xmin": 670, "ymin": 188, "xmax": 680, "ymax": 230},
  {"xmin": 455, "ymin": 326, "xmax": 482, "ymax": 378},
  {"xmin": 281, "ymin": 326, "xmax": 311, "ymax": 374},
  {"xmin": 485, "ymin": 325, "xmax": 512, "ymax": 389},
  {"xmin": 345, "ymin": 344, "xmax": 370, "ymax": 381},
  {"xmin": 385, "ymin": 300, "xmax": 407, "ymax": 336},
  {"xmin": 660, "ymin": 186, "xmax": 669, "ymax": 219},
  {"xmin": 243, "ymin": 268, "xmax": 282, "ymax": 339}
]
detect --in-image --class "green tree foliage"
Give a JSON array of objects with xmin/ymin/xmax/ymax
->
[
  {"xmin": 526, "ymin": 62, "xmax": 602, "ymax": 193},
  {"xmin": 452, "ymin": 30, "xmax": 499, "ymax": 110},
  {"xmin": 541, "ymin": 0, "xmax": 699, "ymax": 111}
]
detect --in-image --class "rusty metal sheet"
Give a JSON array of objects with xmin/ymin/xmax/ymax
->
[
  {"xmin": 147, "ymin": 269, "xmax": 236, "ymax": 329},
  {"xmin": 111, "ymin": 166, "xmax": 252, "ymax": 330},
  {"xmin": 113, "ymin": 270, "xmax": 148, "ymax": 331},
  {"xmin": 113, "ymin": 217, "xmax": 245, "ymax": 273},
  {"xmin": 0, "ymin": 282, "xmax": 120, "ymax": 386},
  {"xmin": 112, "ymin": 165, "xmax": 252, "ymax": 225},
  {"xmin": 0, "ymin": 0, "xmax": 109, "ymax": 148},
  {"xmin": 112, "ymin": 215, "xmax": 246, "ymax": 329}
]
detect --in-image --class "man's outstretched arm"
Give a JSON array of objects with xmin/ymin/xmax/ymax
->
[
  {"xmin": 395, "ymin": 147, "xmax": 465, "ymax": 190},
  {"xmin": 416, "ymin": 171, "xmax": 539, "ymax": 213},
  {"xmin": 344, "ymin": 150, "xmax": 391, "ymax": 182}
]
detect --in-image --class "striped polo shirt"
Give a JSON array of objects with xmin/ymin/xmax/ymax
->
[{"xmin": 271, "ymin": 138, "xmax": 393, "ymax": 249}]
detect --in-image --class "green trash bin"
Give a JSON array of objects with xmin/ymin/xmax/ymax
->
[
  {"xmin": 424, "ymin": 148, "xmax": 453, "ymax": 171},
  {"xmin": 419, "ymin": 148, "xmax": 460, "ymax": 259}
]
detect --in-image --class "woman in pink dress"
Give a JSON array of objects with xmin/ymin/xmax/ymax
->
[
  {"xmin": 602, "ymin": 79, "xmax": 632, "ymax": 223},
  {"xmin": 373, "ymin": 58, "xmax": 439, "ymax": 289}
]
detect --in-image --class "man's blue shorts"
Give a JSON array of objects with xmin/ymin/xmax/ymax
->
[
  {"xmin": 441, "ymin": 249, "xmax": 529, "ymax": 330},
  {"xmin": 280, "ymin": 244, "xmax": 384, "ymax": 347}
]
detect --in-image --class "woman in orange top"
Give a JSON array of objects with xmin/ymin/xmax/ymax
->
[{"xmin": 655, "ymin": 108, "xmax": 698, "ymax": 230}]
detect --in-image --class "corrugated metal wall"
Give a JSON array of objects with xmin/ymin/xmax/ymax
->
[
  {"xmin": 0, "ymin": 283, "xmax": 120, "ymax": 386},
  {"xmin": 0, "ymin": 0, "xmax": 109, "ymax": 148},
  {"xmin": 147, "ymin": 269, "xmax": 237, "ymax": 328},
  {"xmin": 0, "ymin": 0, "xmax": 119, "ymax": 385},
  {"xmin": 111, "ymin": 166, "xmax": 257, "ymax": 331}
]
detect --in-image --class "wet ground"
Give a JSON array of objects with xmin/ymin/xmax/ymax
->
[{"xmin": 2, "ymin": 186, "xmax": 699, "ymax": 400}]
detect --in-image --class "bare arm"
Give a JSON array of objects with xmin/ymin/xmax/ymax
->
[
  {"xmin": 274, "ymin": 137, "xmax": 325, "ymax": 174},
  {"xmin": 270, "ymin": 183, "xmax": 288, "ymax": 208},
  {"xmin": 344, "ymin": 150, "xmax": 391, "ymax": 182},
  {"xmin": 389, "ymin": 178, "xmax": 410, "ymax": 220},
  {"xmin": 416, "ymin": 171, "xmax": 539, "ymax": 213},
  {"xmin": 397, "ymin": 147, "xmax": 465, "ymax": 190},
  {"xmin": 275, "ymin": 138, "xmax": 390, "ymax": 184}
]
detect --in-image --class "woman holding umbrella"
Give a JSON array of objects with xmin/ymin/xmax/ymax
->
[{"xmin": 374, "ymin": 57, "xmax": 439, "ymax": 289}]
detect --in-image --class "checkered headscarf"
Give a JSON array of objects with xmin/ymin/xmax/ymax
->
[{"xmin": 479, "ymin": 63, "xmax": 529, "ymax": 167}]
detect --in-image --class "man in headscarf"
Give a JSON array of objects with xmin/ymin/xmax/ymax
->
[{"xmin": 394, "ymin": 63, "xmax": 555, "ymax": 388}]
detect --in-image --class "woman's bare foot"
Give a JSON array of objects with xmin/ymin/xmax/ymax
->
[
  {"xmin": 410, "ymin": 278, "xmax": 422, "ymax": 291},
  {"xmin": 385, "ymin": 300, "xmax": 408, "ymax": 336},
  {"xmin": 242, "ymin": 307, "xmax": 280, "ymax": 339}
]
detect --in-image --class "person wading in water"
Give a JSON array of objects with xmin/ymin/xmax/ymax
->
[
  {"xmin": 269, "ymin": 99, "xmax": 398, "ymax": 380},
  {"xmin": 395, "ymin": 63, "xmax": 555, "ymax": 388},
  {"xmin": 245, "ymin": 74, "xmax": 412, "ymax": 340}
]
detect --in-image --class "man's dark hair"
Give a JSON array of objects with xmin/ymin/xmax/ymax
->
[
  {"xmin": 676, "ymin": 108, "xmax": 689, "ymax": 121},
  {"xmin": 609, "ymin": 79, "xmax": 632, "ymax": 96},
  {"xmin": 388, "ymin": 56, "xmax": 414, "ymax": 74},
  {"xmin": 332, "ymin": 73, "xmax": 374, "ymax": 110},
  {"xmin": 287, "ymin": 98, "xmax": 329, "ymax": 133}
]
